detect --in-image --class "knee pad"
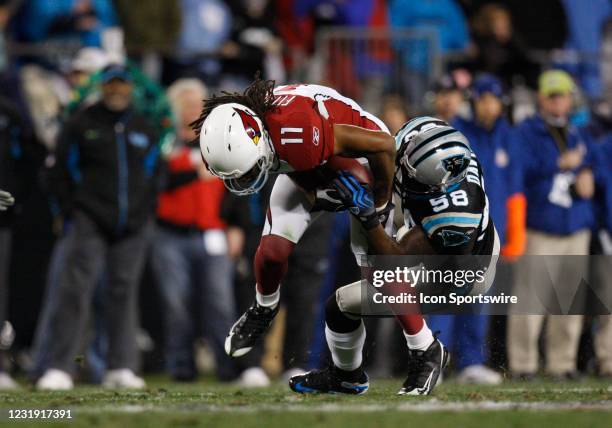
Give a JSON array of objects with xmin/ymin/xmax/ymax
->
[{"xmin": 335, "ymin": 281, "xmax": 363, "ymax": 316}]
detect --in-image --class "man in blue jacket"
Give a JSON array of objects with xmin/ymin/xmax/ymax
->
[{"xmin": 508, "ymin": 70, "xmax": 595, "ymax": 380}]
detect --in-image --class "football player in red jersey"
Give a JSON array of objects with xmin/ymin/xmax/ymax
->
[{"xmin": 195, "ymin": 78, "xmax": 435, "ymax": 392}]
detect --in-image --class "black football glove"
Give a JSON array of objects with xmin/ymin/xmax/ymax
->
[{"xmin": 332, "ymin": 172, "xmax": 380, "ymax": 230}]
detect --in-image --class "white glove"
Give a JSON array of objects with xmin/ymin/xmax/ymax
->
[{"xmin": 0, "ymin": 190, "xmax": 15, "ymax": 211}]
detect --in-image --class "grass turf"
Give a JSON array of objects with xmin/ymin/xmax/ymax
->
[{"xmin": 1, "ymin": 377, "xmax": 611, "ymax": 427}]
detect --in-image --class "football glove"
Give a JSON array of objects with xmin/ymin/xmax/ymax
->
[{"xmin": 332, "ymin": 172, "xmax": 379, "ymax": 230}]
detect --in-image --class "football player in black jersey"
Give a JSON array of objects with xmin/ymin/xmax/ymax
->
[{"xmin": 289, "ymin": 117, "xmax": 500, "ymax": 396}]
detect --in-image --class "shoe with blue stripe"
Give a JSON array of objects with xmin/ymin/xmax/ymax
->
[{"xmin": 289, "ymin": 364, "xmax": 369, "ymax": 395}]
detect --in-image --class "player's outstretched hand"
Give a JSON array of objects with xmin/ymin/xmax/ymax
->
[
  {"xmin": 332, "ymin": 172, "xmax": 380, "ymax": 230},
  {"xmin": 0, "ymin": 190, "xmax": 14, "ymax": 211}
]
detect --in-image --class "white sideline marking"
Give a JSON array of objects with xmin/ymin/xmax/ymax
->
[{"xmin": 69, "ymin": 401, "xmax": 612, "ymax": 415}]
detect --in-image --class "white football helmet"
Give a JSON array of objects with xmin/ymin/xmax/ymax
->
[
  {"xmin": 395, "ymin": 117, "xmax": 472, "ymax": 194},
  {"xmin": 199, "ymin": 103, "xmax": 275, "ymax": 195}
]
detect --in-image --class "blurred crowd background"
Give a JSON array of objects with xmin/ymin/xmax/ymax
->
[{"xmin": 1, "ymin": 0, "xmax": 612, "ymax": 390}]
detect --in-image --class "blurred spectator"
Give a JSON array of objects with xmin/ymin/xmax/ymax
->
[
  {"xmin": 468, "ymin": 3, "xmax": 540, "ymax": 88},
  {"xmin": 113, "ymin": 0, "xmax": 180, "ymax": 56},
  {"xmin": 17, "ymin": 0, "xmax": 117, "ymax": 47},
  {"xmin": 429, "ymin": 74, "xmax": 465, "ymax": 123},
  {"xmin": 224, "ymin": 0, "xmax": 285, "ymax": 87},
  {"xmin": 389, "ymin": 0, "xmax": 470, "ymax": 104},
  {"xmin": 162, "ymin": 0, "xmax": 233, "ymax": 86},
  {"xmin": 0, "ymin": 95, "xmax": 26, "ymax": 390},
  {"xmin": 558, "ymin": 0, "xmax": 612, "ymax": 99},
  {"xmin": 274, "ymin": 0, "xmax": 316, "ymax": 80},
  {"xmin": 429, "ymin": 74, "xmax": 524, "ymax": 385},
  {"xmin": 151, "ymin": 78, "xmax": 238, "ymax": 382},
  {"xmin": 20, "ymin": 47, "xmax": 109, "ymax": 148},
  {"xmin": 508, "ymin": 70, "xmax": 595, "ymax": 380},
  {"xmin": 113, "ymin": 0, "xmax": 181, "ymax": 80},
  {"xmin": 380, "ymin": 95, "xmax": 408, "ymax": 135},
  {"xmin": 66, "ymin": 62, "xmax": 174, "ymax": 153},
  {"xmin": 36, "ymin": 64, "xmax": 160, "ymax": 390},
  {"xmin": 292, "ymin": 0, "xmax": 390, "ymax": 104},
  {"xmin": 602, "ymin": 21, "xmax": 612, "ymax": 99},
  {"xmin": 588, "ymin": 106, "xmax": 612, "ymax": 378},
  {"xmin": 455, "ymin": 74, "xmax": 526, "ymax": 257},
  {"xmin": 500, "ymin": 0, "xmax": 568, "ymax": 51},
  {"xmin": 28, "ymin": 48, "xmax": 111, "ymax": 382}
]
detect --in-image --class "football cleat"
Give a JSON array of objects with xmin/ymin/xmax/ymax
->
[
  {"xmin": 398, "ymin": 336, "xmax": 449, "ymax": 396},
  {"xmin": 289, "ymin": 364, "xmax": 369, "ymax": 395},
  {"xmin": 224, "ymin": 302, "xmax": 279, "ymax": 357}
]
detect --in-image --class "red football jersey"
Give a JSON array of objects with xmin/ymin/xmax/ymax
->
[{"xmin": 264, "ymin": 84, "xmax": 389, "ymax": 172}]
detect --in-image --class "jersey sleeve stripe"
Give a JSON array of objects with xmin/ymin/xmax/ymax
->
[{"xmin": 421, "ymin": 212, "xmax": 482, "ymax": 235}]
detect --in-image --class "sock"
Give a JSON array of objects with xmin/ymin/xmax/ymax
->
[
  {"xmin": 325, "ymin": 322, "xmax": 366, "ymax": 371},
  {"xmin": 255, "ymin": 287, "xmax": 280, "ymax": 309},
  {"xmin": 404, "ymin": 320, "xmax": 434, "ymax": 351}
]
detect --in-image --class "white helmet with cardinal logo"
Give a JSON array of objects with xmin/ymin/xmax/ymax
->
[{"xmin": 199, "ymin": 103, "xmax": 275, "ymax": 195}]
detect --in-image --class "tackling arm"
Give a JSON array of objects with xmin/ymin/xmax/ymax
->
[
  {"xmin": 363, "ymin": 223, "xmax": 437, "ymax": 255},
  {"xmin": 332, "ymin": 124, "xmax": 395, "ymax": 207}
]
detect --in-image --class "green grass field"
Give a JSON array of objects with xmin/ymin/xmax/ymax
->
[{"xmin": 1, "ymin": 377, "xmax": 612, "ymax": 427}]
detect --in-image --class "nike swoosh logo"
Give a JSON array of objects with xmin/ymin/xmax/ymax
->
[{"xmin": 293, "ymin": 382, "xmax": 317, "ymax": 393}]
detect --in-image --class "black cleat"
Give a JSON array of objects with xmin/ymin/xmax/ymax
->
[
  {"xmin": 224, "ymin": 302, "xmax": 279, "ymax": 357},
  {"xmin": 398, "ymin": 336, "xmax": 449, "ymax": 396},
  {"xmin": 289, "ymin": 365, "xmax": 369, "ymax": 395}
]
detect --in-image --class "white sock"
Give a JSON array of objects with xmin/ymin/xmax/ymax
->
[
  {"xmin": 255, "ymin": 286, "xmax": 280, "ymax": 308},
  {"xmin": 404, "ymin": 321, "xmax": 435, "ymax": 351},
  {"xmin": 325, "ymin": 322, "xmax": 366, "ymax": 371}
]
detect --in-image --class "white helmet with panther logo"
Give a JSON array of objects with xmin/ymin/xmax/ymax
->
[
  {"xmin": 199, "ymin": 103, "xmax": 275, "ymax": 195},
  {"xmin": 395, "ymin": 116, "xmax": 472, "ymax": 194}
]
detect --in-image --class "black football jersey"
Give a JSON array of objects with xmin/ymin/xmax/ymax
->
[{"xmin": 399, "ymin": 153, "xmax": 496, "ymax": 255}]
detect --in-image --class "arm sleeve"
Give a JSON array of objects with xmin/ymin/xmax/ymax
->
[{"xmin": 421, "ymin": 210, "xmax": 482, "ymax": 255}]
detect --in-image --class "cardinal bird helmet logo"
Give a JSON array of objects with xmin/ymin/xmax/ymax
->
[{"xmin": 234, "ymin": 107, "xmax": 262, "ymax": 145}]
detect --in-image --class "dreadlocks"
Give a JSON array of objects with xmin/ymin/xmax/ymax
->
[{"xmin": 191, "ymin": 76, "xmax": 277, "ymax": 138}]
